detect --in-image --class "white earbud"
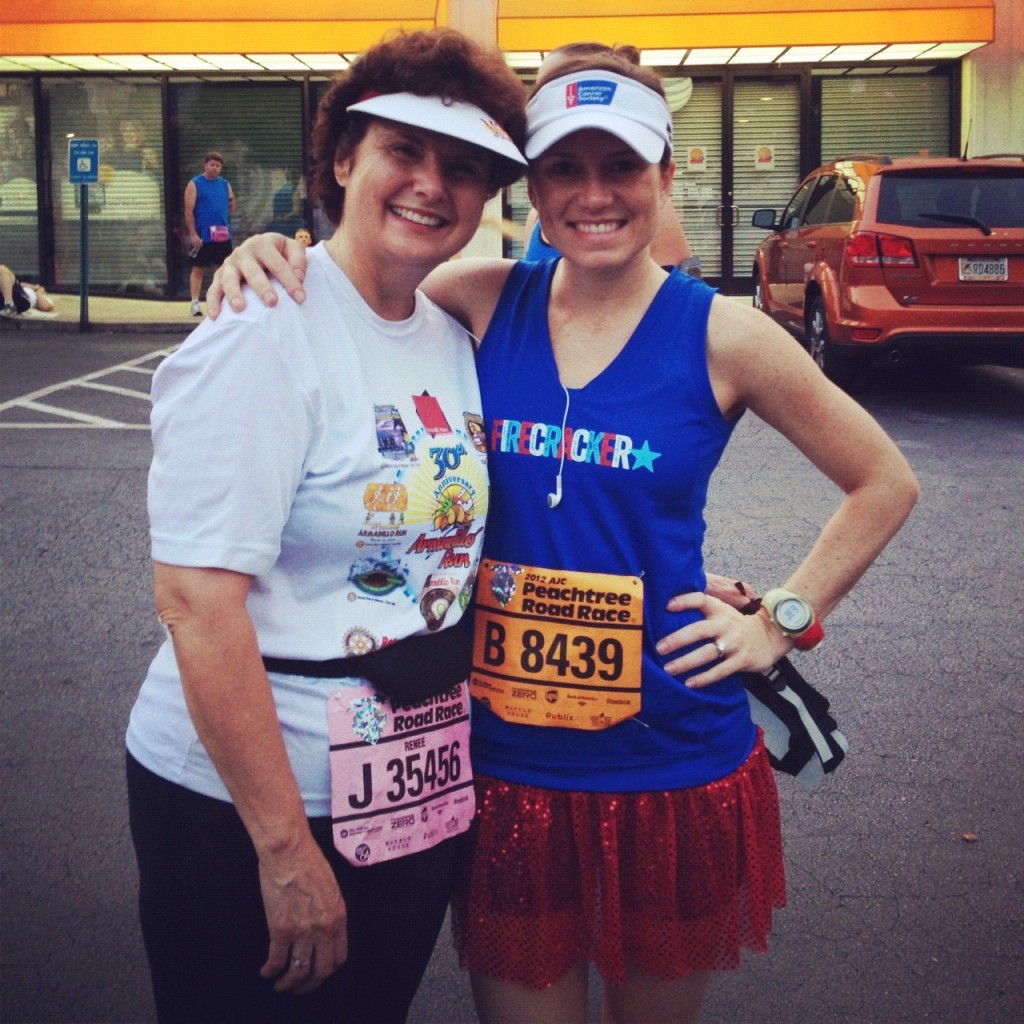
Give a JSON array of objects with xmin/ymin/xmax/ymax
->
[
  {"xmin": 547, "ymin": 385, "xmax": 570, "ymax": 510},
  {"xmin": 547, "ymin": 476, "xmax": 562, "ymax": 509}
]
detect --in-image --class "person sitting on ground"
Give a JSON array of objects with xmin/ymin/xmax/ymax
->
[{"xmin": 1, "ymin": 263, "xmax": 55, "ymax": 317}]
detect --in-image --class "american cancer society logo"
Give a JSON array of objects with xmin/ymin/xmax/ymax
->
[{"xmin": 566, "ymin": 80, "xmax": 617, "ymax": 108}]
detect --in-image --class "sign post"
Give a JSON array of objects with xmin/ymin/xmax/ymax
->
[{"xmin": 68, "ymin": 138, "xmax": 100, "ymax": 333}]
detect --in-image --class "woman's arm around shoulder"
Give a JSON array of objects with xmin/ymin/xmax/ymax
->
[
  {"xmin": 208, "ymin": 232, "xmax": 308, "ymax": 317},
  {"xmin": 420, "ymin": 257, "xmax": 515, "ymax": 341}
]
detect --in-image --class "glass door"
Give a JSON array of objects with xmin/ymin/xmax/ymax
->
[
  {"xmin": 671, "ymin": 79, "xmax": 724, "ymax": 278},
  {"xmin": 730, "ymin": 77, "xmax": 801, "ymax": 290},
  {"xmin": 672, "ymin": 75, "xmax": 801, "ymax": 292}
]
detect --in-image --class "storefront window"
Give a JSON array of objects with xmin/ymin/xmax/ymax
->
[
  {"xmin": 45, "ymin": 78, "xmax": 166, "ymax": 292},
  {"xmin": 1, "ymin": 79, "xmax": 39, "ymax": 277},
  {"xmin": 819, "ymin": 72, "xmax": 951, "ymax": 160},
  {"xmin": 171, "ymin": 81, "xmax": 304, "ymax": 294}
]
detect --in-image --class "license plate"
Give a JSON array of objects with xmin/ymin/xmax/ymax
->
[{"xmin": 959, "ymin": 257, "xmax": 1008, "ymax": 282}]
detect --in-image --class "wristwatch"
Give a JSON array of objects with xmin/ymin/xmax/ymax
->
[{"xmin": 762, "ymin": 588, "xmax": 824, "ymax": 651}]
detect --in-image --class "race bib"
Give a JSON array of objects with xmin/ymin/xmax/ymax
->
[
  {"xmin": 328, "ymin": 681, "xmax": 475, "ymax": 867},
  {"xmin": 470, "ymin": 561, "xmax": 644, "ymax": 730},
  {"xmin": 209, "ymin": 224, "xmax": 230, "ymax": 242}
]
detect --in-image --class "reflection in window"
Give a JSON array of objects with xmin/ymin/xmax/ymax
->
[
  {"xmin": 802, "ymin": 176, "xmax": 837, "ymax": 226},
  {"xmin": 782, "ymin": 179, "xmax": 815, "ymax": 229},
  {"xmin": 1, "ymin": 81, "xmax": 39, "ymax": 277},
  {"xmin": 830, "ymin": 177, "xmax": 858, "ymax": 223},
  {"xmin": 46, "ymin": 78, "xmax": 166, "ymax": 292}
]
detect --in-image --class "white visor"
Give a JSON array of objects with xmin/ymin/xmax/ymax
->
[
  {"xmin": 526, "ymin": 71, "xmax": 672, "ymax": 163},
  {"xmin": 346, "ymin": 92, "xmax": 526, "ymax": 167}
]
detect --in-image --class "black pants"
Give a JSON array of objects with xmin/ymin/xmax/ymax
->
[{"xmin": 127, "ymin": 753, "xmax": 461, "ymax": 1024}]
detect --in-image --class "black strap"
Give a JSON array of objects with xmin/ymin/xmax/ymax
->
[
  {"xmin": 262, "ymin": 652, "xmax": 369, "ymax": 679},
  {"xmin": 261, "ymin": 625, "xmax": 473, "ymax": 705}
]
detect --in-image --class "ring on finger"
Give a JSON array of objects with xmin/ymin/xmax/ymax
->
[
  {"xmin": 291, "ymin": 958, "xmax": 310, "ymax": 969},
  {"xmin": 714, "ymin": 639, "xmax": 727, "ymax": 659}
]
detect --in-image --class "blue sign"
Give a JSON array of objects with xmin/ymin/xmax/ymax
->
[{"xmin": 68, "ymin": 138, "xmax": 100, "ymax": 184}]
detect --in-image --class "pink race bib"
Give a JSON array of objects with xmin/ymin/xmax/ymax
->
[
  {"xmin": 328, "ymin": 682, "xmax": 475, "ymax": 866},
  {"xmin": 209, "ymin": 225, "xmax": 230, "ymax": 242}
]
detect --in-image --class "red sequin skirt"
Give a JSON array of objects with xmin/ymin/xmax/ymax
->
[{"xmin": 451, "ymin": 736, "xmax": 786, "ymax": 989}]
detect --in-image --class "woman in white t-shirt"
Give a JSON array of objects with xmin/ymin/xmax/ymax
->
[{"xmin": 124, "ymin": 29, "xmax": 526, "ymax": 1024}]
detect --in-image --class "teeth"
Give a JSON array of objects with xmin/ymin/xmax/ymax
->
[
  {"xmin": 576, "ymin": 222, "xmax": 621, "ymax": 234},
  {"xmin": 391, "ymin": 206, "xmax": 444, "ymax": 227}
]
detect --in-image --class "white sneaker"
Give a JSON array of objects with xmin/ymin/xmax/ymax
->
[
  {"xmin": 190, "ymin": 300, "xmax": 202, "ymax": 317},
  {"xmin": 1, "ymin": 302, "xmax": 17, "ymax": 318}
]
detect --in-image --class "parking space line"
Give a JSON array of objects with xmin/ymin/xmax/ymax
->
[
  {"xmin": 0, "ymin": 421, "xmax": 151, "ymax": 430},
  {"xmin": 0, "ymin": 345, "xmax": 177, "ymax": 429},
  {"xmin": 76, "ymin": 380, "xmax": 153, "ymax": 400},
  {"xmin": 17, "ymin": 400, "xmax": 128, "ymax": 427}
]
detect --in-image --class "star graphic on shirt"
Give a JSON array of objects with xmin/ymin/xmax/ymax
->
[{"xmin": 631, "ymin": 440, "xmax": 661, "ymax": 472}]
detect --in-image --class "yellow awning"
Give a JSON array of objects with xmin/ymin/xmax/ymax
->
[
  {"xmin": 0, "ymin": 0, "xmax": 995, "ymax": 61},
  {"xmin": 497, "ymin": 0, "xmax": 996, "ymax": 50},
  {"xmin": 0, "ymin": 0, "xmax": 443, "ymax": 55}
]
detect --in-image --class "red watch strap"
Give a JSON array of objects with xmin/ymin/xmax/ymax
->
[{"xmin": 791, "ymin": 616, "xmax": 825, "ymax": 650}]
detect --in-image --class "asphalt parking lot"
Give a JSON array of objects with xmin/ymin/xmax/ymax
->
[{"xmin": 2, "ymin": 327, "xmax": 1022, "ymax": 1024}]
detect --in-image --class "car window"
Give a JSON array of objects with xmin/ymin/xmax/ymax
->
[
  {"xmin": 781, "ymin": 178, "xmax": 816, "ymax": 229},
  {"xmin": 829, "ymin": 175, "xmax": 858, "ymax": 223},
  {"xmin": 802, "ymin": 176, "xmax": 837, "ymax": 226},
  {"xmin": 876, "ymin": 172, "xmax": 1024, "ymax": 228}
]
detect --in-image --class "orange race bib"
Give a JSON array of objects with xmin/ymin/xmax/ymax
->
[{"xmin": 470, "ymin": 561, "xmax": 643, "ymax": 730}]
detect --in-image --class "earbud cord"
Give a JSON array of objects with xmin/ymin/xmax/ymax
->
[{"xmin": 552, "ymin": 384, "xmax": 570, "ymax": 504}]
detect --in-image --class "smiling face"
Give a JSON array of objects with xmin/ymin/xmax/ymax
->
[
  {"xmin": 334, "ymin": 119, "xmax": 493, "ymax": 277},
  {"xmin": 528, "ymin": 128, "xmax": 672, "ymax": 270}
]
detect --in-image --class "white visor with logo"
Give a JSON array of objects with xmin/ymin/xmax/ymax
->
[{"xmin": 526, "ymin": 71, "xmax": 672, "ymax": 163}]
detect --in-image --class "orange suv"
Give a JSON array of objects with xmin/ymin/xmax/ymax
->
[{"xmin": 751, "ymin": 155, "xmax": 1024, "ymax": 385}]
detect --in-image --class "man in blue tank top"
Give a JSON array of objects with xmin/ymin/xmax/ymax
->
[{"xmin": 184, "ymin": 151, "xmax": 236, "ymax": 317}]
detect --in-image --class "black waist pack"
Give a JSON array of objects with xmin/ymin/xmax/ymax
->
[
  {"xmin": 262, "ymin": 625, "xmax": 473, "ymax": 706},
  {"xmin": 742, "ymin": 656, "xmax": 848, "ymax": 787}
]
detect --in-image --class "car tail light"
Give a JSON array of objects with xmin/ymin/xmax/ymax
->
[
  {"xmin": 844, "ymin": 231, "xmax": 918, "ymax": 268},
  {"xmin": 877, "ymin": 234, "xmax": 917, "ymax": 267}
]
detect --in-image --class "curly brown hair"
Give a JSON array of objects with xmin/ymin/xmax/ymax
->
[
  {"xmin": 539, "ymin": 41, "xmax": 642, "ymax": 70},
  {"xmin": 533, "ymin": 49, "xmax": 665, "ymax": 100},
  {"xmin": 311, "ymin": 29, "xmax": 527, "ymax": 224}
]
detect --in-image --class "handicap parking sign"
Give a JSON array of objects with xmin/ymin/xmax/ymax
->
[{"xmin": 68, "ymin": 138, "xmax": 100, "ymax": 184}]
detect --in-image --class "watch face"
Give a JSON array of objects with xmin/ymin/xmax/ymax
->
[{"xmin": 776, "ymin": 597, "xmax": 812, "ymax": 632}]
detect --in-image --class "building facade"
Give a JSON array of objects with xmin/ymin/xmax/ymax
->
[{"xmin": 1, "ymin": 0, "xmax": 1020, "ymax": 296}]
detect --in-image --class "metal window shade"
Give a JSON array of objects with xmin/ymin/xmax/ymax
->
[
  {"xmin": 0, "ymin": 80, "xmax": 40, "ymax": 278},
  {"xmin": 506, "ymin": 177, "xmax": 532, "ymax": 259},
  {"xmin": 172, "ymin": 81, "xmax": 305, "ymax": 251},
  {"xmin": 731, "ymin": 79, "xmax": 801, "ymax": 277},
  {"xmin": 672, "ymin": 80, "xmax": 724, "ymax": 277},
  {"xmin": 821, "ymin": 76, "xmax": 951, "ymax": 159}
]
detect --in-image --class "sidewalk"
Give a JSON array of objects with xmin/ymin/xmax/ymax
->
[{"xmin": 1, "ymin": 293, "xmax": 204, "ymax": 334}]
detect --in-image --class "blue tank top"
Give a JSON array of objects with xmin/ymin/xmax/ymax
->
[
  {"xmin": 524, "ymin": 221, "xmax": 561, "ymax": 261},
  {"xmin": 471, "ymin": 259, "xmax": 756, "ymax": 791},
  {"xmin": 192, "ymin": 174, "xmax": 232, "ymax": 242}
]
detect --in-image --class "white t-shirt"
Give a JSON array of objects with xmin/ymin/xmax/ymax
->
[{"xmin": 127, "ymin": 244, "xmax": 489, "ymax": 814}]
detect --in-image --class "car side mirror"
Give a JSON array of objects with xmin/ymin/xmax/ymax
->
[{"xmin": 751, "ymin": 209, "xmax": 779, "ymax": 230}]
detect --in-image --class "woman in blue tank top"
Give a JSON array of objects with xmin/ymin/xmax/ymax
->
[
  {"xmin": 397, "ymin": 55, "xmax": 915, "ymax": 1022},
  {"xmin": 209, "ymin": 49, "xmax": 918, "ymax": 1024}
]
